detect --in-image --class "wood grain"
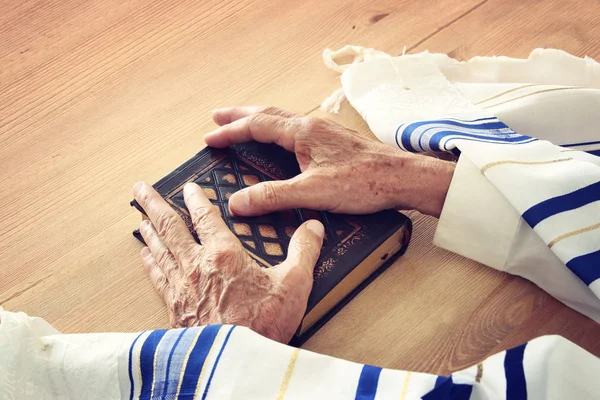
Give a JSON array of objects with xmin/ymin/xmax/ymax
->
[{"xmin": 1, "ymin": 0, "xmax": 599, "ymax": 375}]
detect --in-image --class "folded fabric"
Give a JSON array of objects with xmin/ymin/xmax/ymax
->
[
  {"xmin": 1, "ymin": 309, "xmax": 599, "ymax": 399},
  {"xmin": 321, "ymin": 46, "xmax": 600, "ymax": 325},
  {"xmin": 322, "ymin": 46, "xmax": 600, "ymax": 155}
]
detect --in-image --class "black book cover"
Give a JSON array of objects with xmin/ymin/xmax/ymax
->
[{"xmin": 131, "ymin": 142, "xmax": 412, "ymax": 344}]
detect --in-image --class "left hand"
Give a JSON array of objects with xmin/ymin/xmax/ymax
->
[
  {"xmin": 205, "ymin": 106, "xmax": 455, "ymax": 218},
  {"xmin": 132, "ymin": 181, "xmax": 325, "ymax": 343}
]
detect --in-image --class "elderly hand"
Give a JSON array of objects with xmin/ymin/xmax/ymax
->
[
  {"xmin": 132, "ymin": 181, "xmax": 324, "ymax": 344},
  {"xmin": 205, "ymin": 106, "xmax": 455, "ymax": 218}
]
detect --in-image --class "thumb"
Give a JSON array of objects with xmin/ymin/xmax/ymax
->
[
  {"xmin": 282, "ymin": 220, "xmax": 325, "ymax": 276},
  {"xmin": 228, "ymin": 175, "xmax": 320, "ymax": 216}
]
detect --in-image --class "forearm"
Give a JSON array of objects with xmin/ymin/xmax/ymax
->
[
  {"xmin": 404, "ymin": 156, "xmax": 455, "ymax": 218},
  {"xmin": 385, "ymin": 150, "xmax": 455, "ymax": 218}
]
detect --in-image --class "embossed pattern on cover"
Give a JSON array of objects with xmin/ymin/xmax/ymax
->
[
  {"xmin": 167, "ymin": 155, "xmax": 359, "ymax": 268},
  {"xmin": 131, "ymin": 142, "xmax": 411, "ymax": 316}
]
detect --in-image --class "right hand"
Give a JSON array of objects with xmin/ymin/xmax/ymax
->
[
  {"xmin": 205, "ymin": 106, "xmax": 455, "ymax": 218},
  {"xmin": 133, "ymin": 181, "xmax": 324, "ymax": 344}
]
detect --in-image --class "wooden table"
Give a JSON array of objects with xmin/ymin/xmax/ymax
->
[{"xmin": 2, "ymin": 0, "xmax": 599, "ymax": 375}]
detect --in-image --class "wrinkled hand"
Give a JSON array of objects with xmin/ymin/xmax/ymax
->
[
  {"xmin": 205, "ymin": 106, "xmax": 455, "ymax": 218},
  {"xmin": 132, "ymin": 181, "xmax": 324, "ymax": 344}
]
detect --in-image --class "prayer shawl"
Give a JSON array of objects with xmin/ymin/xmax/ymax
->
[
  {"xmin": 1, "ymin": 309, "xmax": 599, "ymax": 399},
  {"xmin": 322, "ymin": 46, "xmax": 600, "ymax": 324},
  {"xmin": 2, "ymin": 48, "xmax": 599, "ymax": 399}
]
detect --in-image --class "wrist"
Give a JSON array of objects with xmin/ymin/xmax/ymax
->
[{"xmin": 392, "ymin": 153, "xmax": 456, "ymax": 218}]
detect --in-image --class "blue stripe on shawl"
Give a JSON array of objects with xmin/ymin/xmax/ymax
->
[
  {"xmin": 177, "ymin": 325, "xmax": 222, "ymax": 399},
  {"xmin": 588, "ymin": 149, "xmax": 600, "ymax": 157},
  {"xmin": 159, "ymin": 328, "xmax": 188, "ymax": 398},
  {"xmin": 354, "ymin": 364, "xmax": 382, "ymax": 400},
  {"xmin": 149, "ymin": 328, "xmax": 187, "ymax": 398},
  {"xmin": 163, "ymin": 328, "xmax": 201, "ymax": 398},
  {"xmin": 566, "ymin": 249, "xmax": 600, "ymax": 286},
  {"xmin": 396, "ymin": 118, "xmax": 505, "ymax": 152},
  {"xmin": 409, "ymin": 119, "xmax": 507, "ymax": 132},
  {"xmin": 139, "ymin": 329, "xmax": 168, "ymax": 399},
  {"xmin": 421, "ymin": 375, "xmax": 473, "ymax": 400},
  {"xmin": 160, "ymin": 328, "xmax": 188, "ymax": 397},
  {"xmin": 522, "ymin": 180, "xmax": 600, "ymax": 228},
  {"xmin": 429, "ymin": 130, "xmax": 533, "ymax": 151},
  {"xmin": 395, "ymin": 118, "xmax": 536, "ymax": 153},
  {"xmin": 443, "ymin": 136, "xmax": 536, "ymax": 151},
  {"xmin": 201, "ymin": 325, "xmax": 237, "ymax": 400},
  {"xmin": 417, "ymin": 126, "xmax": 519, "ymax": 152},
  {"xmin": 128, "ymin": 331, "xmax": 146, "ymax": 400},
  {"xmin": 504, "ymin": 343, "xmax": 528, "ymax": 400},
  {"xmin": 562, "ymin": 140, "xmax": 600, "ymax": 148}
]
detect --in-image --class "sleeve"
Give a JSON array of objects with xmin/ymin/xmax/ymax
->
[
  {"xmin": 2, "ymin": 308, "xmax": 599, "ymax": 400},
  {"xmin": 434, "ymin": 151, "xmax": 600, "ymax": 324}
]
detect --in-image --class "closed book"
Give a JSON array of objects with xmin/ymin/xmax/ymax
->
[{"xmin": 130, "ymin": 142, "xmax": 412, "ymax": 344}]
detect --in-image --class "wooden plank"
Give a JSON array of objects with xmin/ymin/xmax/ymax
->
[{"xmin": 410, "ymin": 0, "xmax": 600, "ymax": 59}]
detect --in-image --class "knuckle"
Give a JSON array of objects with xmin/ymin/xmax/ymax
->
[
  {"xmin": 283, "ymin": 117, "xmax": 302, "ymax": 134},
  {"xmin": 155, "ymin": 248, "xmax": 172, "ymax": 266},
  {"xmin": 261, "ymin": 106, "xmax": 298, "ymax": 119},
  {"xmin": 213, "ymin": 245, "xmax": 236, "ymax": 259},
  {"xmin": 155, "ymin": 275, "xmax": 170, "ymax": 294},
  {"xmin": 143, "ymin": 223, "xmax": 156, "ymax": 240},
  {"xmin": 190, "ymin": 205, "xmax": 214, "ymax": 227},
  {"xmin": 249, "ymin": 112, "xmax": 267, "ymax": 129},
  {"xmin": 296, "ymin": 235, "xmax": 315, "ymax": 250},
  {"xmin": 168, "ymin": 299, "xmax": 183, "ymax": 327},
  {"xmin": 293, "ymin": 238, "xmax": 318, "ymax": 261},
  {"xmin": 260, "ymin": 106, "xmax": 281, "ymax": 115},
  {"xmin": 179, "ymin": 248, "xmax": 199, "ymax": 268},
  {"xmin": 302, "ymin": 116, "xmax": 326, "ymax": 132},
  {"xmin": 207, "ymin": 244, "xmax": 239, "ymax": 266},
  {"xmin": 164, "ymin": 262, "xmax": 180, "ymax": 280},
  {"xmin": 155, "ymin": 212, "xmax": 179, "ymax": 237},
  {"xmin": 184, "ymin": 265, "xmax": 201, "ymax": 283},
  {"xmin": 260, "ymin": 182, "xmax": 280, "ymax": 207},
  {"xmin": 140, "ymin": 190, "xmax": 154, "ymax": 208}
]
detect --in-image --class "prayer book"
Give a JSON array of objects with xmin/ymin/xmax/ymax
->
[{"xmin": 130, "ymin": 142, "xmax": 412, "ymax": 344}]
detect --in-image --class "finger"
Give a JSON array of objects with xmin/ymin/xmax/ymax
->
[
  {"xmin": 228, "ymin": 174, "xmax": 324, "ymax": 217},
  {"xmin": 212, "ymin": 106, "xmax": 299, "ymax": 126},
  {"xmin": 133, "ymin": 182, "xmax": 197, "ymax": 259},
  {"xmin": 141, "ymin": 247, "xmax": 174, "ymax": 304},
  {"xmin": 281, "ymin": 220, "xmax": 325, "ymax": 276},
  {"xmin": 204, "ymin": 113, "xmax": 303, "ymax": 151},
  {"xmin": 139, "ymin": 219, "xmax": 182, "ymax": 284},
  {"xmin": 183, "ymin": 182, "xmax": 236, "ymax": 247}
]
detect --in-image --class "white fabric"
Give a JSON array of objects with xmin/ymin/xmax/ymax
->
[
  {"xmin": 0, "ymin": 310, "xmax": 136, "ymax": 399},
  {"xmin": 322, "ymin": 47, "xmax": 600, "ymax": 151},
  {"xmin": 437, "ymin": 155, "xmax": 600, "ymax": 323},
  {"xmin": 1, "ymin": 309, "xmax": 599, "ymax": 399},
  {"xmin": 323, "ymin": 45, "xmax": 600, "ymax": 324},
  {"xmin": 435, "ymin": 155, "xmax": 522, "ymax": 271}
]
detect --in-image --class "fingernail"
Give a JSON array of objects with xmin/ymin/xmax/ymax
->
[
  {"xmin": 306, "ymin": 220, "xmax": 325, "ymax": 239},
  {"xmin": 133, "ymin": 181, "xmax": 144, "ymax": 195},
  {"xmin": 231, "ymin": 190, "xmax": 250, "ymax": 213},
  {"xmin": 141, "ymin": 247, "xmax": 152, "ymax": 260},
  {"xmin": 184, "ymin": 182, "xmax": 196, "ymax": 196}
]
